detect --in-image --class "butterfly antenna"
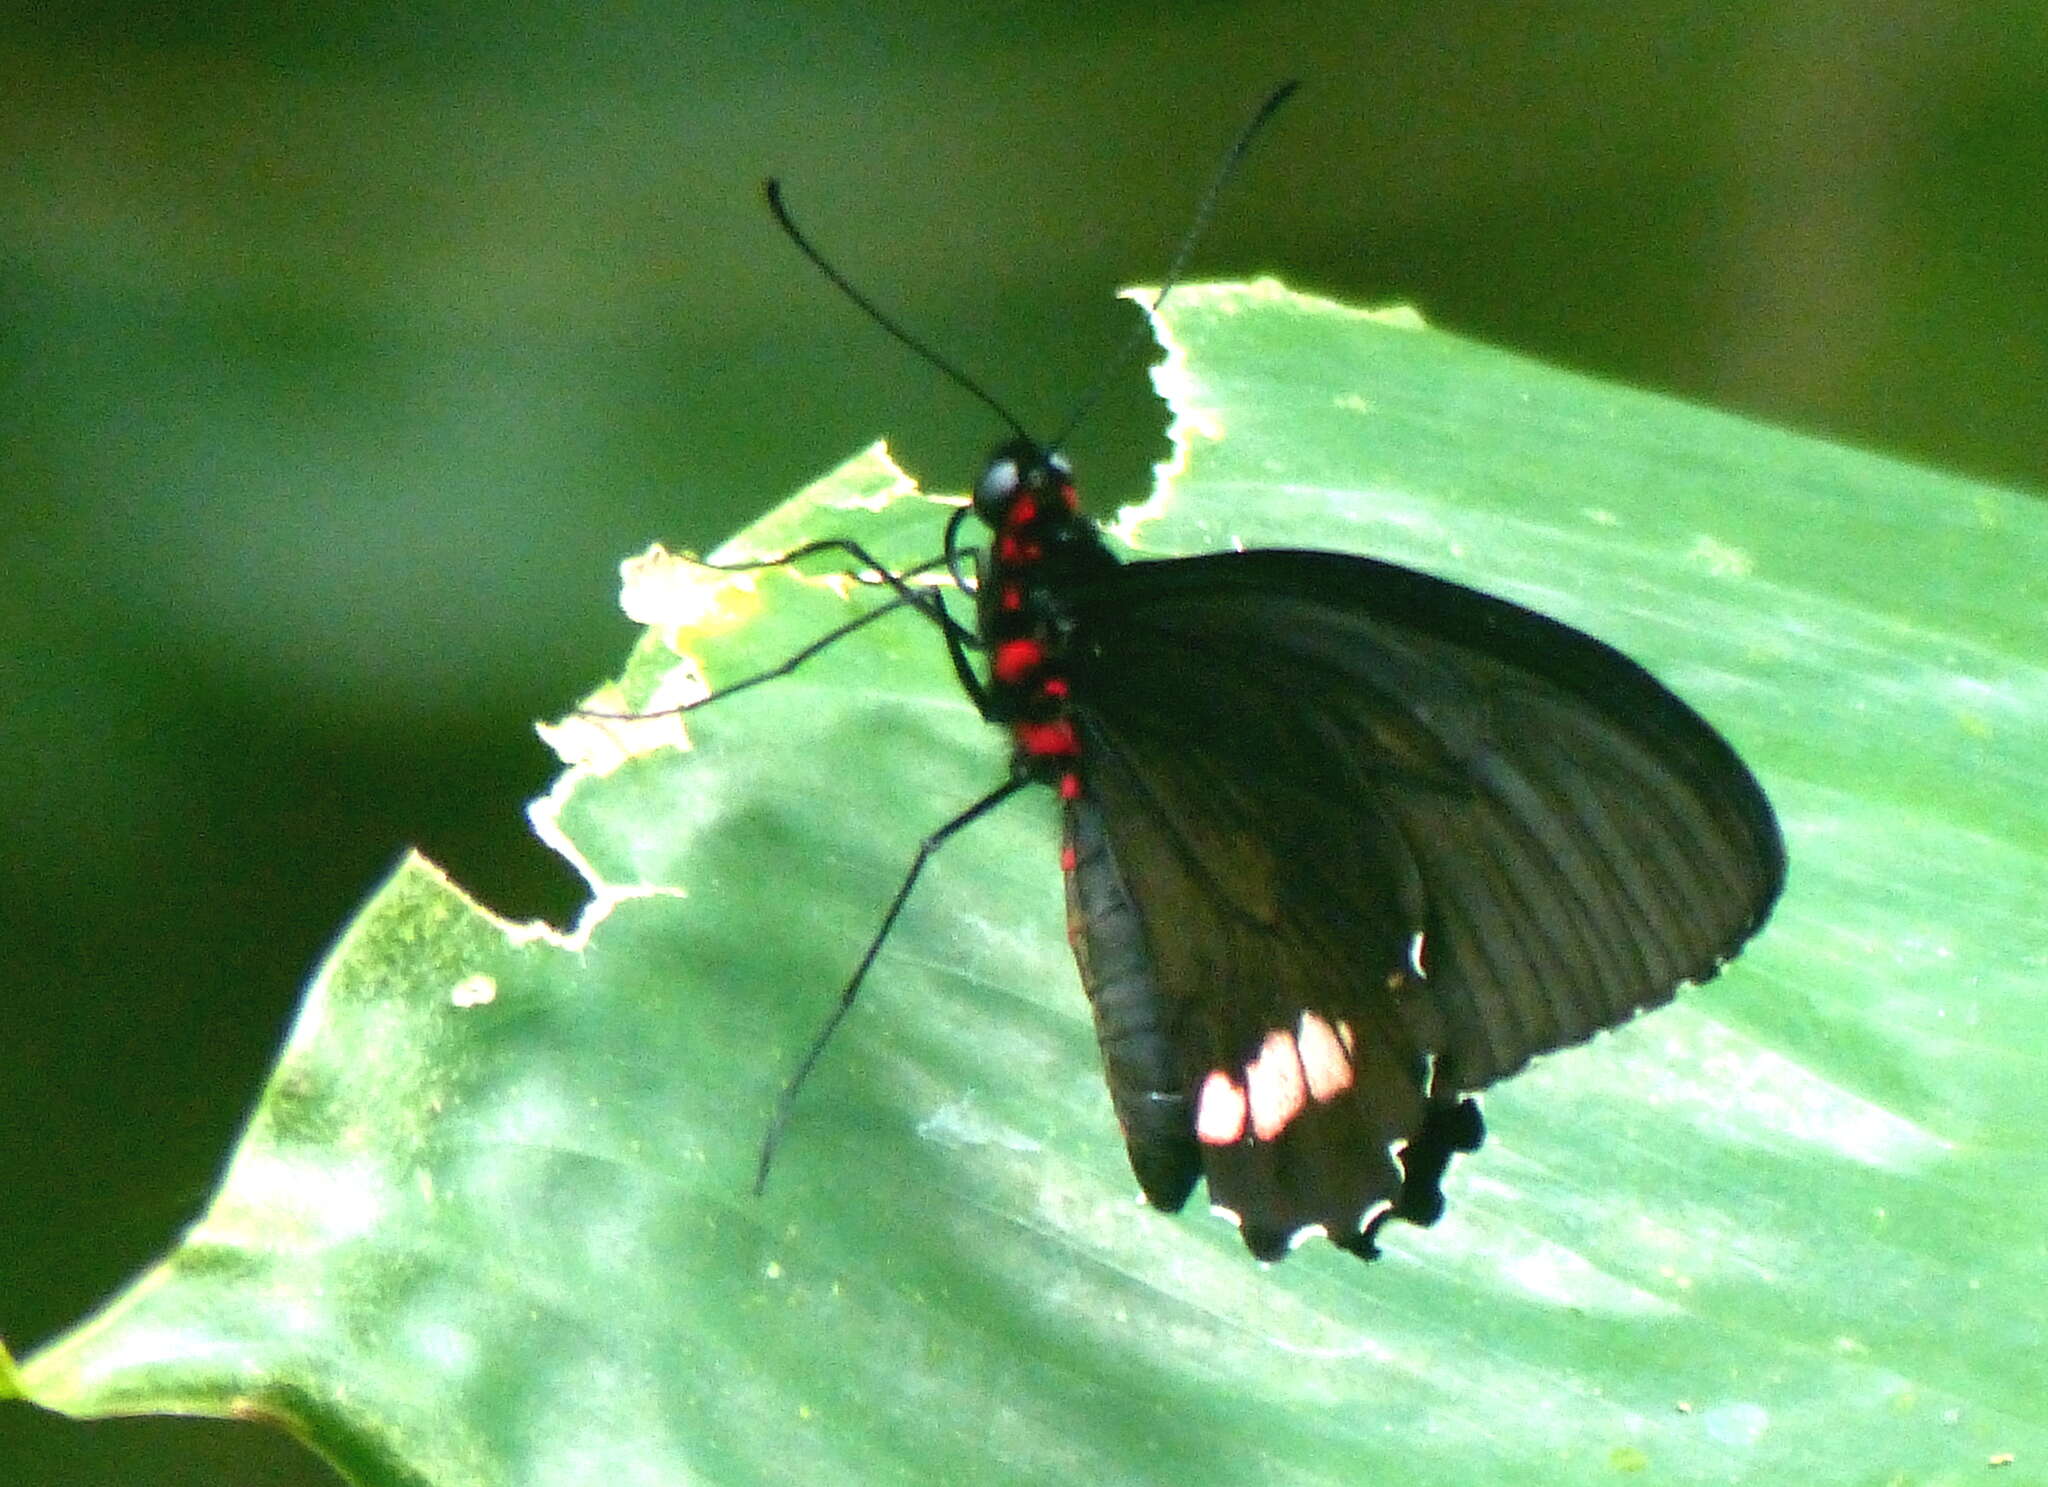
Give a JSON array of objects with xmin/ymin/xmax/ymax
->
[
  {"xmin": 1051, "ymin": 79, "xmax": 1300, "ymax": 451},
  {"xmin": 766, "ymin": 178, "xmax": 1032, "ymax": 442}
]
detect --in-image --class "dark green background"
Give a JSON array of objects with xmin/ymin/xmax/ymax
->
[{"xmin": 3, "ymin": 6, "xmax": 2044, "ymax": 1483}]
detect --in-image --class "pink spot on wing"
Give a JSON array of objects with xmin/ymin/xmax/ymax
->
[
  {"xmin": 1295, "ymin": 1012, "xmax": 1356, "ymax": 1103},
  {"xmin": 1195, "ymin": 1070, "xmax": 1248, "ymax": 1145},
  {"xmin": 1246, "ymin": 1027, "xmax": 1308, "ymax": 1141}
]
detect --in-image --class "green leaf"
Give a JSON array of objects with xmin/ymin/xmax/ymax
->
[{"xmin": 14, "ymin": 281, "xmax": 2046, "ymax": 1484}]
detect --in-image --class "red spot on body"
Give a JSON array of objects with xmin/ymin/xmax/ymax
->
[
  {"xmin": 1059, "ymin": 842, "xmax": 1078, "ymax": 872},
  {"xmin": 1041, "ymin": 676, "xmax": 1070, "ymax": 699},
  {"xmin": 1057, "ymin": 482, "xmax": 1079, "ymax": 511},
  {"xmin": 993, "ymin": 638, "xmax": 1045, "ymax": 683},
  {"xmin": 1012, "ymin": 718, "xmax": 1080, "ymax": 757},
  {"xmin": 1011, "ymin": 495, "xmax": 1039, "ymax": 524},
  {"xmin": 1058, "ymin": 771, "xmax": 1081, "ymax": 800},
  {"xmin": 997, "ymin": 534, "xmax": 1022, "ymax": 563},
  {"xmin": 1000, "ymin": 585, "xmax": 1023, "ymax": 612}
]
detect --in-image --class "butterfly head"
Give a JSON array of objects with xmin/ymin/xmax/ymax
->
[{"xmin": 972, "ymin": 439, "xmax": 1078, "ymax": 529}]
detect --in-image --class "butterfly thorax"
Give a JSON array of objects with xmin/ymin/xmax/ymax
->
[{"xmin": 969, "ymin": 439, "xmax": 1120, "ymax": 785}]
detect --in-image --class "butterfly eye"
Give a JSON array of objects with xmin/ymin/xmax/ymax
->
[{"xmin": 973, "ymin": 457, "xmax": 1021, "ymax": 518}]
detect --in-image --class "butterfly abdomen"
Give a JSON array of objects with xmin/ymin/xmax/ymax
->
[{"xmin": 1062, "ymin": 793, "xmax": 1204, "ymax": 1211}]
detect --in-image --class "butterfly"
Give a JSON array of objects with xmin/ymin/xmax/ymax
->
[{"xmin": 710, "ymin": 82, "xmax": 1785, "ymax": 1260}]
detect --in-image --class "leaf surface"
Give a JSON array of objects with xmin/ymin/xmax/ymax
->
[{"xmin": 17, "ymin": 281, "xmax": 2046, "ymax": 1485}]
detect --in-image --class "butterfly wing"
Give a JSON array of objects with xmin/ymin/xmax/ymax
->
[{"xmin": 1058, "ymin": 547, "xmax": 1783, "ymax": 1258}]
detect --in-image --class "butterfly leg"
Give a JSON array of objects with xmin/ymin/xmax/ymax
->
[
  {"xmin": 692, "ymin": 532, "xmax": 976, "ymax": 642},
  {"xmin": 579, "ymin": 591, "xmax": 939, "ymax": 724},
  {"xmin": 753, "ymin": 774, "xmax": 1032, "ymax": 1195},
  {"xmin": 574, "ymin": 539, "xmax": 977, "ymax": 724}
]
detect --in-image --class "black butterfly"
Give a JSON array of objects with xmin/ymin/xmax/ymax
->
[{"xmin": 712, "ymin": 84, "xmax": 1785, "ymax": 1261}]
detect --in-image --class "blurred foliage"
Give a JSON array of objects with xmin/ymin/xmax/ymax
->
[{"xmin": 3, "ymin": 5, "xmax": 2045, "ymax": 1482}]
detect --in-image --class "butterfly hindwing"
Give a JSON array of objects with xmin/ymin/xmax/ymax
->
[{"xmin": 1070, "ymin": 684, "xmax": 1465, "ymax": 1254}]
